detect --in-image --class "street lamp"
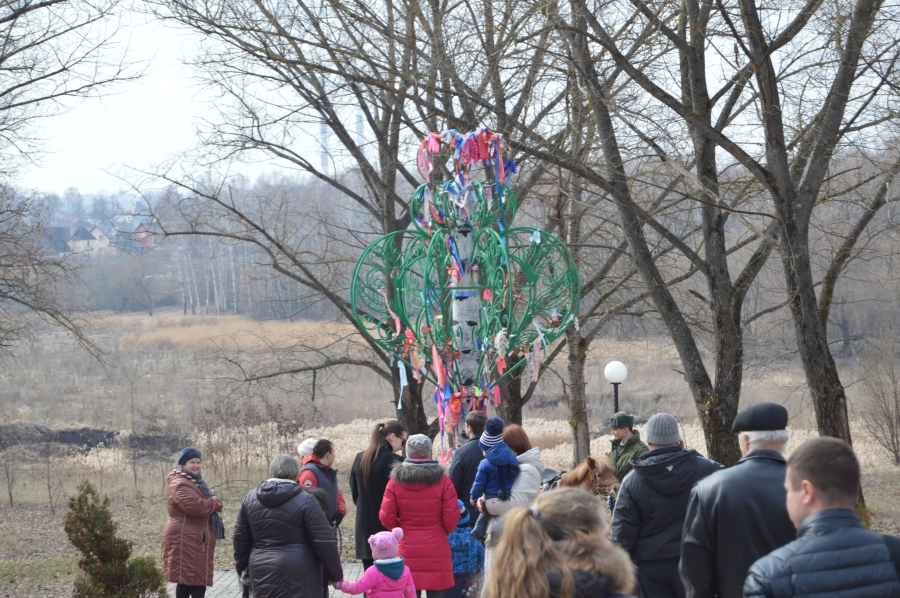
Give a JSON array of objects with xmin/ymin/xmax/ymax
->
[{"xmin": 604, "ymin": 361, "xmax": 628, "ymax": 413}]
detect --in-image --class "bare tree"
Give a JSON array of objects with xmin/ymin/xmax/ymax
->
[
  {"xmin": 0, "ymin": 435, "xmax": 20, "ymax": 506},
  {"xmin": 0, "ymin": 186, "xmax": 97, "ymax": 353},
  {"xmin": 555, "ymin": 0, "xmax": 898, "ymax": 451},
  {"xmin": 0, "ymin": 0, "xmax": 137, "ymax": 352},
  {"xmin": 146, "ymin": 0, "xmax": 611, "ymax": 436},
  {"xmin": 0, "ymin": 1, "xmax": 136, "ymax": 172}
]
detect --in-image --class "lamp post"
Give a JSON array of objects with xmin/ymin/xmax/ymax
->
[{"xmin": 604, "ymin": 361, "xmax": 628, "ymax": 413}]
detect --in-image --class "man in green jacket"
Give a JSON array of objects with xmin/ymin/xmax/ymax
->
[{"xmin": 608, "ymin": 411, "xmax": 649, "ymax": 481}]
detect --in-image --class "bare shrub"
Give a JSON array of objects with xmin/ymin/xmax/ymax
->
[
  {"xmin": 0, "ymin": 438, "xmax": 21, "ymax": 506},
  {"xmin": 857, "ymin": 338, "xmax": 900, "ymax": 465}
]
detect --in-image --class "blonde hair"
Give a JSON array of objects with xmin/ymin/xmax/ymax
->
[{"xmin": 484, "ymin": 488, "xmax": 635, "ymax": 598}]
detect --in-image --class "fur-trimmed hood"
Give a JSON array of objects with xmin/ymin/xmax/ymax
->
[
  {"xmin": 390, "ymin": 459, "xmax": 445, "ymax": 487},
  {"xmin": 557, "ymin": 535, "xmax": 636, "ymax": 594}
]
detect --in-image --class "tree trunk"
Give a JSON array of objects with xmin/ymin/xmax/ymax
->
[
  {"xmin": 186, "ymin": 248, "xmax": 199, "ymax": 315},
  {"xmin": 176, "ymin": 250, "xmax": 188, "ymax": 316},
  {"xmin": 230, "ymin": 244, "xmax": 239, "ymax": 315},
  {"xmin": 452, "ymin": 227, "xmax": 479, "ymax": 387},
  {"xmin": 567, "ymin": 328, "xmax": 590, "ymax": 464},
  {"xmin": 497, "ymin": 357, "xmax": 526, "ymax": 424},
  {"xmin": 782, "ymin": 229, "xmax": 853, "ymax": 442},
  {"xmin": 393, "ymin": 369, "xmax": 429, "ymax": 436}
]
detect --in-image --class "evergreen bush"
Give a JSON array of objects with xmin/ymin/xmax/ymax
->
[{"xmin": 64, "ymin": 481, "xmax": 166, "ymax": 597}]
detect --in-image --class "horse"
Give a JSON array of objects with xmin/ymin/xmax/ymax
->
[{"xmin": 559, "ymin": 455, "xmax": 620, "ymax": 504}]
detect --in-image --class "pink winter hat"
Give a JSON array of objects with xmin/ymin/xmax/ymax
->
[{"xmin": 369, "ymin": 527, "xmax": 403, "ymax": 560}]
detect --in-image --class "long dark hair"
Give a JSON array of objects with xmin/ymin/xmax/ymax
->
[{"xmin": 360, "ymin": 419, "xmax": 407, "ymax": 489}]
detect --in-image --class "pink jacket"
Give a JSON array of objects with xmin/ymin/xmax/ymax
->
[{"xmin": 337, "ymin": 562, "xmax": 416, "ymax": 598}]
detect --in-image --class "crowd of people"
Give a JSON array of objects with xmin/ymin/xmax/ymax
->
[{"xmin": 159, "ymin": 402, "xmax": 900, "ymax": 598}]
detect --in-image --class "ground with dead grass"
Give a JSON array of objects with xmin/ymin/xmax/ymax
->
[{"xmin": 2, "ymin": 312, "xmax": 900, "ymax": 596}]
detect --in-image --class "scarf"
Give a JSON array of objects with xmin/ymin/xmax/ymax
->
[
  {"xmin": 179, "ymin": 467, "xmax": 226, "ymax": 540},
  {"xmin": 402, "ymin": 458, "xmax": 440, "ymax": 467}
]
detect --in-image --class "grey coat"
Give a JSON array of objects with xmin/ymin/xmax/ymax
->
[{"xmin": 233, "ymin": 479, "xmax": 342, "ymax": 598}]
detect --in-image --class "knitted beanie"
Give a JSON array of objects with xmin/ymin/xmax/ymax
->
[
  {"xmin": 645, "ymin": 413, "xmax": 680, "ymax": 446},
  {"xmin": 369, "ymin": 527, "xmax": 404, "ymax": 560},
  {"xmin": 297, "ymin": 438, "xmax": 317, "ymax": 457},
  {"xmin": 406, "ymin": 434, "xmax": 432, "ymax": 459},
  {"xmin": 479, "ymin": 417, "xmax": 505, "ymax": 451},
  {"xmin": 457, "ymin": 498, "xmax": 470, "ymax": 525},
  {"xmin": 178, "ymin": 447, "xmax": 201, "ymax": 466}
]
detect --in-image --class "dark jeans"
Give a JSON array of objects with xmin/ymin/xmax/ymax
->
[
  {"xmin": 445, "ymin": 572, "xmax": 479, "ymax": 598},
  {"xmin": 175, "ymin": 584, "xmax": 207, "ymax": 598},
  {"xmin": 637, "ymin": 558, "xmax": 685, "ymax": 598}
]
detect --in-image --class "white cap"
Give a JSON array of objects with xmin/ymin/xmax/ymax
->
[{"xmin": 298, "ymin": 438, "xmax": 317, "ymax": 457}]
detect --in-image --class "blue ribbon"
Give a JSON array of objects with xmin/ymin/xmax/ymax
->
[
  {"xmin": 397, "ymin": 361, "xmax": 407, "ymax": 410},
  {"xmin": 448, "ymin": 238, "xmax": 466, "ymax": 277}
]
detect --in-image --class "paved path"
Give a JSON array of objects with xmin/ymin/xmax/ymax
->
[{"xmin": 167, "ymin": 562, "xmax": 364, "ymax": 597}]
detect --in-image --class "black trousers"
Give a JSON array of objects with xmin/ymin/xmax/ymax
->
[
  {"xmin": 175, "ymin": 584, "xmax": 207, "ymax": 598},
  {"xmin": 637, "ymin": 558, "xmax": 685, "ymax": 598}
]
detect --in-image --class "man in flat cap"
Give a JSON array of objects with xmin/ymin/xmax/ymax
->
[
  {"xmin": 679, "ymin": 402, "xmax": 796, "ymax": 598},
  {"xmin": 608, "ymin": 411, "xmax": 649, "ymax": 482}
]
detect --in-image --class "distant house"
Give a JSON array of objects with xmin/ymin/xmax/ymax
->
[
  {"xmin": 88, "ymin": 224, "xmax": 113, "ymax": 255},
  {"xmin": 46, "ymin": 239, "xmax": 71, "ymax": 255},
  {"xmin": 67, "ymin": 227, "xmax": 97, "ymax": 253},
  {"xmin": 132, "ymin": 221, "xmax": 159, "ymax": 249},
  {"xmin": 44, "ymin": 225, "xmax": 103, "ymax": 256},
  {"xmin": 110, "ymin": 219, "xmax": 161, "ymax": 254}
]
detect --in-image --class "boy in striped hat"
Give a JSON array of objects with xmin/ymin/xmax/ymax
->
[{"xmin": 468, "ymin": 417, "xmax": 520, "ymax": 541}]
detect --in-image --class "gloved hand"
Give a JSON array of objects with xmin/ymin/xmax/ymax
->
[
  {"xmin": 332, "ymin": 513, "xmax": 344, "ymax": 527},
  {"xmin": 240, "ymin": 571, "xmax": 250, "ymax": 586}
]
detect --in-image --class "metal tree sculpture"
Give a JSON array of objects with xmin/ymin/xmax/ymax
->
[{"xmin": 351, "ymin": 130, "xmax": 580, "ymax": 452}]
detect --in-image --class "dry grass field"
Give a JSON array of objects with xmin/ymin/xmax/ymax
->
[{"xmin": 1, "ymin": 311, "xmax": 899, "ymax": 596}]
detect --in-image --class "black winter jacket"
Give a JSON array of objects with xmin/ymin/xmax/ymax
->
[
  {"xmin": 744, "ymin": 509, "xmax": 900, "ymax": 598},
  {"xmin": 233, "ymin": 479, "xmax": 342, "ymax": 598},
  {"xmin": 548, "ymin": 570, "xmax": 637, "ymax": 598},
  {"xmin": 448, "ymin": 438, "xmax": 484, "ymax": 526},
  {"xmin": 611, "ymin": 446, "xmax": 721, "ymax": 562},
  {"xmin": 350, "ymin": 446, "xmax": 403, "ymax": 560},
  {"xmin": 680, "ymin": 449, "xmax": 795, "ymax": 598}
]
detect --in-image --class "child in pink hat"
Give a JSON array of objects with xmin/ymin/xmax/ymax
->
[{"xmin": 336, "ymin": 528, "xmax": 415, "ymax": 598}]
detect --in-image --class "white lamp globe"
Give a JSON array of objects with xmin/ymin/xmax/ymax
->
[{"xmin": 604, "ymin": 361, "xmax": 628, "ymax": 384}]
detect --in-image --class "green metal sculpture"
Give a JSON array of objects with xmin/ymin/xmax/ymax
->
[{"xmin": 350, "ymin": 129, "xmax": 580, "ymax": 450}]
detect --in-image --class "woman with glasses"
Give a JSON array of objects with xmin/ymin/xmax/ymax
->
[{"xmin": 350, "ymin": 419, "xmax": 409, "ymax": 570}]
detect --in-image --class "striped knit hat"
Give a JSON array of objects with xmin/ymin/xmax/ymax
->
[{"xmin": 479, "ymin": 417, "xmax": 505, "ymax": 451}]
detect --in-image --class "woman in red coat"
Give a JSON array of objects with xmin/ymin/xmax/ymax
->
[
  {"xmin": 380, "ymin": 434, "xmax": 459, "ymax": 598},
  {"xmin": 161, "ymin": 448, "xmax": 224, "ymax": 598}
]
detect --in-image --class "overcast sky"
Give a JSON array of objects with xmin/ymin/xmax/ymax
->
[{"xmin": 16, "ymin": 15, "xmax": 275, "ymax": 198}]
